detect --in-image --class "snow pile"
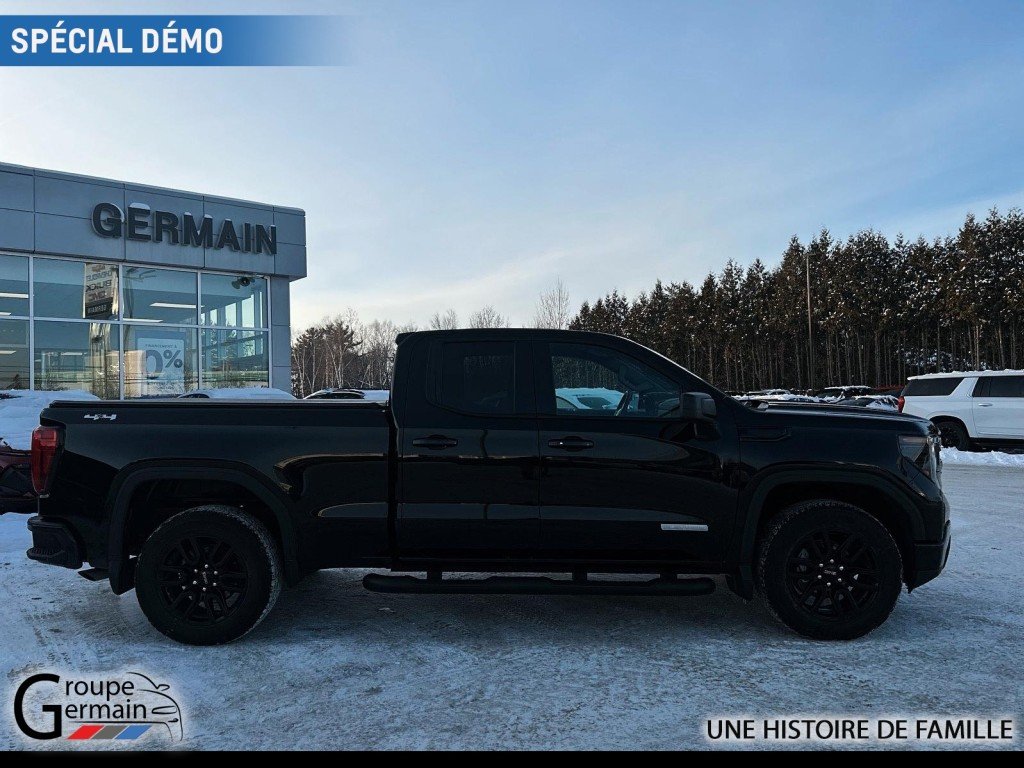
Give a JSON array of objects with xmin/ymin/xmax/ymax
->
[
  {"xmin": 941, "ymin": 448, "xmax": 1024, "ymax": 467},
  {"xmin": 0, "ymin": 389, "xmax": 99, "ymax": 451}
]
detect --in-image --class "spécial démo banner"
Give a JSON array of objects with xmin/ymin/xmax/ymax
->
[
  {"xmin": 11, "ymin": 20, "xmax": 223, "ymax": 56},
  {"xmin": 0, "ymin": 15, "xmax": 347, "ymax": 66}
]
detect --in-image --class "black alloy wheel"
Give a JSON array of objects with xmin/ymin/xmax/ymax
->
[
  {"xmin": 136, "ymin": 505, "xmax": 281, "ymax": 645},
  {"xmin": 757, "ymin": 500, "xmax": 903, "ymax": 640},
  {"xmin": 785, "ymin": 530, "xmax": 879, "ymax": 619},
  {"xmin": 156, "ymin": 536, "xmax": 249, "ymax": 624}
]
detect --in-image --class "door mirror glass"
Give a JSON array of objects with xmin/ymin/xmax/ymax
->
[{"xmin": 680, "ymin": 391, "xmax": 717, "ymax": 422}]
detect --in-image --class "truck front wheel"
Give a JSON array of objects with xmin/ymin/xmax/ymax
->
[
  {"xmin": 756, "ymin": 500, "xmax": 903, "ymax": 640},
  {"xmin": 135, "ymin": 505, "xmax": 282, "ymax": 645}
]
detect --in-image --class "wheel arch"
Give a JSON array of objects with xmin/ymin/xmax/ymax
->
[
  {"xmin": 730, "ymin": 468, "xmax": 926, "ymax": 599},
  {"xmin": 103, "ymin": 461, "xmax": 300, "ymax": 594},
  {"xmin": 928, "ymin": 414, "xmax": 969, "ymax": 431}
]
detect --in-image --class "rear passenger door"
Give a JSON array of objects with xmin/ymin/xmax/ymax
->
[
  {"xmin": 972, "ymin": 375, "xmax": 1024, "ymax": 437},
  {"xmin": 397, "ymin": 338, "xmax": 540, "ymax": 560}
]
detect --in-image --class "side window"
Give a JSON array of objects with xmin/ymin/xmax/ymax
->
[
  {"xmin": 440, "ymin": 341, "xmax": 515, "ymax": 414},
  {"xmin": 905, "ymin": 377, "xmax": 963, "ymax": 396},
  {"xmin": 986, "ymin": 376, "xmax": 1024, "ymax": 398},
  {"xmin": 547, "ymin": 342, "xmax": 680, "ymax": 418}
]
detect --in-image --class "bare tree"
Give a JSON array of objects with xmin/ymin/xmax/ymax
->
[
  {"xmin": 429, "ymin": 308, "xmax": 460, "ymax": 330},
  {"xmin": 534, "ymin": 278, "xmax": 571, "ymax": 329},
  {"xmin": 468, "ymin": 305, "xmax": 510, "ymax": 328},
  {"xmin": 291, "ymin": 310, "xmax": 419, "ymax": 396},
  {"xmin": 357, "ymin": 318, "xmax": 417, "ymax": 389}
]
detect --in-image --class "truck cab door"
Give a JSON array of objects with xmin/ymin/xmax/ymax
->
[
  {"xmin": 533, "ymin": 340, "xmax": 736, "ymax": 565},
  {"xmin": 396, "ymin": 338, "xmax": 539, "ymax": 560}
]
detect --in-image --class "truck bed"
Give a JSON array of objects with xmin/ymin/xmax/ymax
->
[{"xmin": 39, "ymin": 399, "xmax": 395, "ymax": 573}]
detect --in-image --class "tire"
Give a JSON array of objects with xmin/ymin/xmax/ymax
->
[
  {"xmin": 756, "ymin": 500, "xmax": 902, "ymax": 640},
  {"xmin": 935, "ymin": 420, "xmax": 972, "ymax": 451},
  {"xmin": 135, "ymin": 505, "xmax": 282, "ymax": 645}
]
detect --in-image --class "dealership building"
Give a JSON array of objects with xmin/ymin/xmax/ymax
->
[{"xmin": 0, "ymin": 162, "xmax": 305, "ymax": 398}]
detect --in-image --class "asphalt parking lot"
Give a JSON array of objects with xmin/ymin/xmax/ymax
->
[{"xmin": 1, "ymin": 464, "xmax": 1021, "ymax": 750}]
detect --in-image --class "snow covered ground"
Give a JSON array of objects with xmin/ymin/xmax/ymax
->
[
  {"xmin": 941, "ymin": 447, "xmax": 1024, "ymax": 467},
  {"xmin": 1, "ymin": 465, "xmax": 1021, "ymax": 750}
]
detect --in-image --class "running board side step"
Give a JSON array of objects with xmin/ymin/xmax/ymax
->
[{"xmin": 362, "ymin": 573, "xmax": 715, "ymax": 596}]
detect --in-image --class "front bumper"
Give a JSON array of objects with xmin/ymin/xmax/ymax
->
[
  {"xmin": 908, "ymin": 519, "xmax": 951, "ymax": 590},
  {"xmin": 26, "ymin": 515, "xmax": 83, "ymax": 569}
]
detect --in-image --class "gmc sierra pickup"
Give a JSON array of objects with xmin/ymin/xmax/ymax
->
[{"xmin": 24, "ymin": 329, "xmax": 950, "ymax": 644}]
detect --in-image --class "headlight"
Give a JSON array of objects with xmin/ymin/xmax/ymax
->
[{"xmin": 899, "ymin": 434, "xmax": 940, "ymax": 483}]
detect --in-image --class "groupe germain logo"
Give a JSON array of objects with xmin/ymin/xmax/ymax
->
[{"xmin": 12, "ymin": 672, "xmax": 183, "ymax": 743}]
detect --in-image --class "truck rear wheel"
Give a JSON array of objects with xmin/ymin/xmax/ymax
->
[
  {"xmin": 756, "ymin": 500, "xmax": 902, "ymax": 640},
  {"xmin": 135, "ymin": 505, "xmax": 282, "ymax": 645}
]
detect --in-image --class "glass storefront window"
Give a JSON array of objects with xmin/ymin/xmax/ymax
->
[
  {"xmin": 1, "ymin": 253, "xmax": 276, "ymax": 398},
  {"xmin": 34, "ymin": 320, "xmax": 120, "ymax": 398},
  {"xmin": 201, "ymin": 329, "xmax": 269, "ymax": 389},
  {"xmin": 34, "ymin": 258, "xmax": 119, "ymax": 321},
  {"xmin": 124, "ymin": 325, "xmax": 198, "ymax": 398},
  {"xmin": 201, "ymin": 274, "xmax": 268, "ymax": 328},
  {"xmin": 0, "ymin": 255, "xmax": 29, "ymax": 317},
  {"xmin": 0, "ymin": 318, "xmax": 30, "ymax": 389},
  {"xmin": 124, "ymin": 267, "xmax": 198, "ymax": 325}
]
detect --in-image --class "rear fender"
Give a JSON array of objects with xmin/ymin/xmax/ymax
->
[{"xmin": 103, "ymin": 461, "xmax": 299, "ymax": 594}]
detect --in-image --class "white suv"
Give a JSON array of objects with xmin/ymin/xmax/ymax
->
[{"xmin": 900, "ymin": 371, "xmax": 1024, "ymax": 451}]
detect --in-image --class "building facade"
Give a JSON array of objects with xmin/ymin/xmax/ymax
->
[{"xmin": 0, "ymin": 162, "xmax": 305, "ymax": 398}]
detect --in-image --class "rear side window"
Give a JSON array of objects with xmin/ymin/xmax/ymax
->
[
  {"xmin": 904, "ymin": 377, "xmax": 963, "ymax": 397},
  {"xmin": 985, "ymin": 376, "xmax": 1024, "ymax": 398},
  {"xmin": 440, "ymin": 341, "xmax": 515, "ymax": 414}
]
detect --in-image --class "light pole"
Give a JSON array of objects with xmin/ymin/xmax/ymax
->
[{"xmin": 805, "ymin": 249, "xmax": 815, "ymax": 391}]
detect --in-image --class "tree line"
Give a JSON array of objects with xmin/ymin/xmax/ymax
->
[
  {"xmin": 291, "ymin": 209, "xmax": 1024, "ymax": 396},
  {"xmin": 571, "ymin": 209, "xmax": 1024, "ymax": 391},
  {"xmin": 290, "ymin": 280, "xmax": 573, "ymax": 396}
]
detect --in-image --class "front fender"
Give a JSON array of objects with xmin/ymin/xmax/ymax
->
[{"xmin": 728, "ymin": 465, "xmax": 928, "ymax": 599}]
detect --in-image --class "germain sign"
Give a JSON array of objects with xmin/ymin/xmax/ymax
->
[{"xmin": 91, "ymin": 202, "xmax": 277, "ymax": 256}]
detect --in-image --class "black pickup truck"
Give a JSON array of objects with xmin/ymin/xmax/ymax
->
[{"xmin": 24, "ymin": 329, "xmax": 950, "ymax": 644}]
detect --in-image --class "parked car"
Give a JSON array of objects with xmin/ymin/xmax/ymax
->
[
  {"xmin": 178, "ymin": 388, "xmax": 295, "ymax": 400},
  {"xmin": 814, "ymin": 385, "xmax": 875, "ymax": 401},
  {"xmin": 899, "ymin": 370, "xmax": 1024, "ymax": 451},
  {"xmin": 25, "ymin": 329, "xmax": 949, "ymax": 644},
  {"xmin": 0, "ymin": 389, "xmax": 98, "ymax": 514},
  {"xmin": 0, "ymin": 445, "xmax": 33, "ymax": 514},
  {"xmin": 837, "ymin": 395, "xmax": 900, "ymax": 411},
  {"xmin": 554, "ymin": 387, "xmax": 621, "ymax": 411},
  {"xmin": 304, "ymin": 388, "xmax": 390, "ymax": 402}
]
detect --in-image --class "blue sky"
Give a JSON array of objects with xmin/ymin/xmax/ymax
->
[{"xmin": 2, "ymin": 0, "xmax": 1024, "ymax": 329}]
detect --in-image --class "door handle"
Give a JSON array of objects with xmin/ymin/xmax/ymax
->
[
  {"xmin": 412, "ymin": 435, "xmax": 459, "ymax": 450},
  {"xmin": 977, "ymin": 403, "xmax": 994, "ymax": 407},
  {"xmin": 548, "ymin": 436, "xmax": 595, "ymax": 451}
]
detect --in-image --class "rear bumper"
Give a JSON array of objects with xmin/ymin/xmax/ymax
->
[
  {"xmin": 26, "ymin": 515, "xmax": 83, "ymax": 569},
  {"xmin": 908, "ymin": 519, "xmax": 951, "ymax": 590}
]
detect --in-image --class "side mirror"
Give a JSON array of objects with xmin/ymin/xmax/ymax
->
[{"xmin": 680, "ymin": 391, "xmax": 717, "ymax": 422}]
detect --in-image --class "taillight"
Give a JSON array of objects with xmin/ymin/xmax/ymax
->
[
  {"xmin": 897, "ymin": 396, "xmax": 905, "ymax": 413},
  {"xmin": 31, "ymin": 426, "xmax": 62, "ymax": 496}
]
